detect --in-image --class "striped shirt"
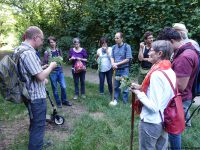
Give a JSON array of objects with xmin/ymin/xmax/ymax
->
[{"xmin": 15, "ymin": 42, "xmax": 46, "ymax": 101}]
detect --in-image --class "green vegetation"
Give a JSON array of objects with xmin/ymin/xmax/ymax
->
[{"xmin": 0, "ymin": 76, "xmax": 200, "ymax": 150}]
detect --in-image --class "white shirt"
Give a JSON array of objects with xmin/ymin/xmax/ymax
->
[
  {"xmin": 136, "ymin": 69, "xmax": 176, "ymax": 124},
  {"xmin": 97, "ymin": 47, "xmax": 112, "ymax": 72}
]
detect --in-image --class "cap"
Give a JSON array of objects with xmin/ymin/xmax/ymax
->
[{"xmin": 173, "ymin": 23, "xmax": 188, "ymax": 33}]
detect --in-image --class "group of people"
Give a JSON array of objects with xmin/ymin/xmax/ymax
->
[
  {"xmin": 14, "ymin": 22, "xmax": 199, "ymax": 149},
  {"xmin": 131, "ymin": 23, "xmax": 199, "ymax": 150}
]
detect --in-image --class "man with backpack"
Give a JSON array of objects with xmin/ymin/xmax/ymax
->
[
  {"xmin": 157, "ymin": 27, "xmax": 199, "ymax": 150},
  {"xmin": 109, "ymin": 32, "xmax": 132, "ymax": 106},
  {"xmin": 15, "ymin": 26, "xmax": 57, "ymax": 150}
]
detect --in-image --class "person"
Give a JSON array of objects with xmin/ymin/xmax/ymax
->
[
  {"xmin": 43, "ymin": 36, "xmax": 72, "ymax": 108},
  {"xmin": 109, "ymin": 32, "xmax": 132, "ymax": 106},
  {"xmin": 173, "ymin": 23, "xmax": 200, "ymax": 54},
  {"xmin": 69, "ymin": 38, "xmax": 88, "ymax": 100},
  {"xmin": 96, "ymin": 37, "xmax": 112, "ymax": 95},
  {"xmin": 157, "ymin": 27, "xmax": 199, "ymax": 150},
  {"xmin": 138, "ymin": 31, "xmax": 153, "ymax": 84},
  {"xmin": 131, "ymin": 40, "xmax": 176, "ymax": 150},
  {"xmin": 15, "ymin": 26, "xmax": 57, "ymax": 150}
]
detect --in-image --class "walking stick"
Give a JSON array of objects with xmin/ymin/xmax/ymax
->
[
  {"xmin": 112, "ymin": 69, "xmax": 116, "ymax": 101},
  {"xmin": 130, "ymin": 92, "xmax": 135, "ymax": 150}
]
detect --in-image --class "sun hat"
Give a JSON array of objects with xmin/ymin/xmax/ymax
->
[{"xmin": 173, "ymin": 23, "xmax": 188, "ymax": 33}]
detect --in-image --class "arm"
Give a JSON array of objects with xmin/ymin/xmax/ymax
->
[
  {"xmin": 138, "ymin": 42, "xmax": 145, "ymax": 61},
  {"xmin": 35, "ymin": 62, "xmax": 57, "ymax": 81},
  {"xmin": 177, "ymin": 77, "xmax": 190, "ymax": 92}
]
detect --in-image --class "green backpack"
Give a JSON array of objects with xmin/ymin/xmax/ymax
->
[{"xmin": 0, "ymin": 49, "xmax": 30, "ymax": 103}]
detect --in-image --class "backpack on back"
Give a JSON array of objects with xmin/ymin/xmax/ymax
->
[
  {"xmin": 0, "ymin": 49, "xmax": 30, "ymax": 103},
  {"xmin": 192, "ymin": 55, "xmax": 200, "ymax": 98},
  {"xmin": 159, "ymin": 70, "xmax": 185, "ymax": 134}
]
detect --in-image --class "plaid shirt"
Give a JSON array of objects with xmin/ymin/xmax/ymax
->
[{"xmin": 15, "ymin": 42, "xmax": 46, "ymax": 101}]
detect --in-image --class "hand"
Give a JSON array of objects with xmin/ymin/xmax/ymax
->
[
  {"xmin": 49, "ymin": 62, "xmax": 57, "ymax": 69},
  {"xmin": 131, "ymin": 83, "xmax": 141, "ymax": 90},
  {"xmin": 140, "ymin": 42, "xmax": 145, "ymax": 49},
  {"xmin": 112, "ymin": 63, "xmax": 118, "ymax": 69},
  {"xmin": 44, "ymin": 78, "xmax": 48, "ymax": 84},
  {"xmin": 69, "ymin": 56, "xmax": 76, "ymax": 60},
  {"xmin": 131, "ymin": 89, "xmax": 140, "ymax": 95}
]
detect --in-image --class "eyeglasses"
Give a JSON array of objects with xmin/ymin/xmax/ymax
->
[{"xmin": 37, "ymin": 36, "xmax": 44, "ymax": 42}]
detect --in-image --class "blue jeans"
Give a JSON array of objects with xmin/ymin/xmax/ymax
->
[
  {"xmin": 114, "ymin": 67, "xmax": 129, "ymax": 103},
  {"xmin": 99, "ymin": 69, "xmax": 112, "ymax": 94},
  {"xmin": 28, "ymin": 98, "xmax": 47, "ymax": 150},
  {"xmin": 49, "ymin": 71, "xmax": 68, "ymax": 106},
  {"xmin": 72, "ymin": 69, "xmax": 86, "ymax": 96},
  {"xmin": 183, "ymin": 100, "xmax": 192, "ymax": 126},
  {"xmin": 168, "ymin": 133, "xmax": 181, "ymax": 150}
]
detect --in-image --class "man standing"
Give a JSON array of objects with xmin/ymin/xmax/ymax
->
[
  {"xmin": 15, "ymin": 26, "xmax": 57, "ymax": 150},
  {"xmin": 173, "ymin": 23, "xmax": 200, "ymax": 54},
  {"xmin": 109, "ymin": 32, "xmax": 132, "ymax": 106},
  {"xmin": 157, "ymin": 27, "xmax": 199, "ymax": 150}
]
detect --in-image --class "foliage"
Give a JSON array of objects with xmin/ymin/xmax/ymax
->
[{"xmin": 49, "ymin": 56, "xmax": 63, "ymax": 66}]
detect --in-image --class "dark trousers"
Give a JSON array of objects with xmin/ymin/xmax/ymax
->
[
  {"xmin": 28, "ymin": 98, "xmax": 47, "ymax": 150},
  {"xmin": 72, "ymin": 69, "xmax": 86, "ymax": 95},
  {"xmin": 99, "ymin": 69, "xmax": 112, "ymax": 94}
]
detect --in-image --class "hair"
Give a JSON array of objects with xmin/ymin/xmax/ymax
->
[
  {"xmin": 116, "ymin": 32, "xmax": 123, "ymax": 38},
  {"xmin": 157, "ymin": 27, "xmax": 181, "ymax": 41},
  {"xmin": 99, "ymin": 37, "xmax": 108, "ymax": 46},
  {"xmin": 47, "ymin": 36, "xmax": 57, "ymax": 43},
  {"xmin": 73, "ymin": 37, "xmax": 80, "ymax": 44},
  {"xmin": 152, "ymin": 40, "xmax": 173, "ymax": 60},
  {"xmin": 144, "ymin": 31, "xmax": 153, "ymax": 40},
  {"xmin": 24, "ymin": 26, "xmax": 43, "ymax": 40}
]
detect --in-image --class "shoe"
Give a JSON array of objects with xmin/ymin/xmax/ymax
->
[
  {"xmin": 109, "ymin": 99, "xmax": 117, "ymax": 106},
  {"xmin": 62, "ymin": 101, "xmax": 72, "ymax": 106},
  {"xmin": 100, "ymin": 93, "xmax": 104, "ymax": 95},
  {"xmin": 73, "ymin": 95, "xmax": 78, "ymax": 100},
  {"xmin": 81, "ymin": 95, "xmax": 86, "ymax": 99}
]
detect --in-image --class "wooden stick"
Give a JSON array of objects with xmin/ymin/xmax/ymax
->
[{"xmin": 130, "ymin": 92, "xmax": 135, "ymax": 150}]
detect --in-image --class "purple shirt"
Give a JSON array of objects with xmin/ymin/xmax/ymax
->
[
  {"xmin": 172, "ymin": 43, "xmax": 199, "ymax": 101},
  {"xmin": 68, "ymin": 48, "xmax": 88, "ymax": 67}
]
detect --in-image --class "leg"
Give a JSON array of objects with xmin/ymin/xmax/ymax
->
[
  {"xmin": 139, "ymin": 121, "xmax": 165, "ymax": 150},
  {"xmin": 122, "ymin": 68, "xmax": 129, "ymax": 103},
  {"xmin": 106, "ymin": 69, "xmax": 113, "ymax": 95},
  {"xmin": 28, "ymin": 99, "xmax": 47, "ymax": 150},
  {"xmin": 114, "ymin": 77, "xmax": 120, "ymax": 101},
  {"xmin": 183, "ymin": 100, "xmax": 192, "ymax": 127},
  {"xmin": 80, "ymin": 71, "xmax": 86, "ymax": 95},
  {"xmin": 168, "ymin": 133, "xmax": 181, "ymax": 150},
  {"xmin": 99, "ymin": 71, "xmax": 105, "ymax": 94},
  {"xmin": 49, "ymin": 72, "xmax": 61, "ymax": 106},
  {"xmin": 72, "ymin": 69, "xmax": 79, "ymax": 96},
  {"xmin": 58, "ymin": 72, "xmax": 67, "ymax": 102}
]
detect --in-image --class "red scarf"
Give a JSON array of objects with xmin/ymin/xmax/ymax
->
[{"xmin": 134, "ymin": 60, "xmax": 172, "ymax": 114}]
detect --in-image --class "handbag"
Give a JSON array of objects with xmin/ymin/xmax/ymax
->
[
  {"xmin": 74, "ymin": 60, "xmax": 86, "ymax": 73},
  {"xmin": 159, "ymin": 70, "xmax": 185, "ymax": 134}
]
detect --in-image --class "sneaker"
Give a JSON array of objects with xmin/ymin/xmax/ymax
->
[
  {"xmin": 81, "ymin": 95, "xmax": 86, "ymax": 99},
  {"xmin": 100, "ymin": 93, "xmax": 104, "ymax": 95},
  {"xmin": 57, "ymin": 105, "xmax": 62, "ymax": 108},
  {"xmin": 62, "ymin": 101, "xmax": 72, "ymax": 106},
  {"xmin": 109, "ymin": 99, "xmax": 118, "ymax": 106},
  {"xmin": 73, "ymin": 95, "xmax": 78, "ymax": 100}
]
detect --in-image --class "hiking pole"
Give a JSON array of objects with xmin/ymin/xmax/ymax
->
[
  {"xmin": 130, "ymin": 92, "xmax": 135, "ymax": 150},
  {"xmin": 112, "ymin": 69, "xmax": 116, "ymax": 101}
]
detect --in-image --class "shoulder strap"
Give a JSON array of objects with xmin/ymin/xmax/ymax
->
[{"xmin": 159, "ymin": 70, "xmax": 177, "ymax": 95}]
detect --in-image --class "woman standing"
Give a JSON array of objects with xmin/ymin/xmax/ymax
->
[
  {"xmin": 138, "ymin": 31, "xmax": 153, "ymax": 84},
  {"xmin": 69, "ymin": 38, "xmax": 88, "ymax": 100},
  {"xmin": 96, "ymin": 37, "xmax": 112, "ymax": 95},
  {"xmin": 131, "ymin": 40, "xmax": 176, "ymax": 150}
]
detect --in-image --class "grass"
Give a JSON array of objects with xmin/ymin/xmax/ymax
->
[{"xmin": 0, "ymin": 77, "xmax": 200, "ymax": 150}]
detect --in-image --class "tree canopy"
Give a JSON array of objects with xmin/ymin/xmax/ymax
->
[{"xmin": 1, "ymin": 0, "xmax": 200, "ymax": 66}]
